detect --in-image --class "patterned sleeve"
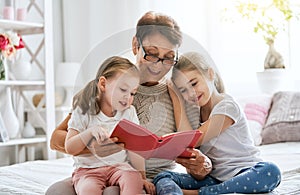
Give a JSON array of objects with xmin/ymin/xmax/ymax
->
[{"xmin": 67, "ymin": 107, "xmax": 89, "ymax": 133}]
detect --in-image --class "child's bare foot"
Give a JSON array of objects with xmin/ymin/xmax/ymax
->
[{"xmin": 182, "ymin": 189, "xmax": 198, "ymax": 195}]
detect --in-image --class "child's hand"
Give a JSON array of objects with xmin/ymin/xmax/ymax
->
[
  {"xmin": 176, "ymin": 148, "xmax": 212, "ymax": 180},
  {"xmin": 88, "ymin": 137, "xmax": 125, "ymax": 157},
  {"xmin": 143, "ymin": 179, "xmax": 156, "ymax": 195},
  {"xmin": 88, "ymin": 126, "xmax": 109, "ymax": 144}
]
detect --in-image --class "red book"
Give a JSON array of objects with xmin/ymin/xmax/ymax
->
[{"xmin": 110, "ymin": 119, "xmax": 202, "ymax": 160}]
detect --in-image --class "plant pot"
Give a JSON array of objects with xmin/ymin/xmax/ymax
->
[{"xmin": 256, "ymin": 69, "xmax": 290, "ymax": 94}]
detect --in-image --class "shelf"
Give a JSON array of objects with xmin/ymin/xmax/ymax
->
[
  {"xmin": 0, "ymin": 80, "xmax": 45, "ymax": 85},
  {"xmin": 0, "ymin": 19, "xmax": 44, "ymax": 35},
  {"xmin": 55, "ymin": 106, "xmax": 71, "ymax": 112},
  {"xmin": 0, "ymin": 80, "xmax": 45, "ymax": 90},
  {"xmin": 25, "ymin": 106, "xmax": 71, "ymax": 113},
  {"xmin": 0, "ymin": 0, "xmax": 56, "ymax": 161},
  {"xmin": 0, "ymin": 135, "xmax": 46, "ymax": 147}
]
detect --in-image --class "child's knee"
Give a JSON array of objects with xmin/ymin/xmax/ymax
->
[
  {"xmin": 127, "ymin": 170, "xmax": 143, "ymax": 181},
  {"xmin": 267, "ymin": 162, "xmax": 281, "ymax": 188},
  {"xmin": 257, "ymin": 162, "xmax": 281, "ymax": 190},
  {"xmin": 261, "ymin": 162, "xmax": 281, "ymax": 178},
  {"xmin": 153, "ymin": 171, "xmax": 175, "ymax": 184}
]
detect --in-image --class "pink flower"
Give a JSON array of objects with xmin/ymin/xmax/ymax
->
[
  {"xmin": 14, "ymin": 36, "xmax": 25, "ymax": 49},
  {"xmin": 0, "ymin": 31, "xmax": 25, "ymax": 59},
  {"xmin": 3, "ymin": 45, "xmax": 16, "ymax": 59},
  {"xmin": 0, "ymin": 34, "xmax": 9, "ymax": 50}
]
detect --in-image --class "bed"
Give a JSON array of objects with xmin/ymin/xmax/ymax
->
[
  {"xmin": 0, "ymin": 91, "xmax": 299, "ymax": 194},
  {"xmin": 0, "ymin": 142, "xmax": 299, "ymax": 195}
]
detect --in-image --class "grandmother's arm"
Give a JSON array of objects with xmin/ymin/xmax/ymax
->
[
  {"xmin": 176, "ymin": 149, "xmax": 212, "ymax": 180},
  {"xmin": 50, "ymin": 114, "xmax": 90, "ymax": 154},
  {"xmin": 50, "ymin": 114, "xmax": 124, "ymax": 156}
]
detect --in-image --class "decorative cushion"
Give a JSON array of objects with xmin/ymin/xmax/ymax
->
[
  {"xmin": 235, "ymin": 95, "xmax": 272, "ymax": 145},
  {"xmin": 262, "ymin": 91, "xmax": 300, "ymax": 144}
]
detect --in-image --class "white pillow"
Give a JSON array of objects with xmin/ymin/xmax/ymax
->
[
  {"xmin": 235, "ymin": 95, "xmax": 272, "ymax": 145},
  {"xmin": 247, "ymin": 120, "xmax": 263, "ymax": 146}
]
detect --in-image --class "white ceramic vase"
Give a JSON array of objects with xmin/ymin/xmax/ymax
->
[
  {"xmin": 22, "ymin": 112, "xmax": 35, "ymax": 138},
  {"xmin": 10, "ymin": 57, "xmax": 32, "ymax": 80},
  {"xmin": 0, "ymin": 54, "xmax": 9, "ymax": 80},
  {"xmin": 264, "ymin": 40, "xmax": 285, "ymax": 69},
  {"xmin": 22, "ymin": 121, "xmax": 36, "ymax": 138},
  {"xmin": 0, "ymin": 87, "xmax": 20, "ymax": 138},
  {"xmin": 0, "ymin": 113, "xmax": 10, "ymax": 142}
]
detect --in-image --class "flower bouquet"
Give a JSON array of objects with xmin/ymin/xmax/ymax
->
[{"xmin": 0, "ymin": 31, "xmax": 25, "ymax": 80}]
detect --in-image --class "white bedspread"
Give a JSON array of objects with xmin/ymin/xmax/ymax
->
[
  {"xmin": 0, "ymin": 157, "xmax": 74, "ymax": 195},
  {"xmin": 0, "ymin": 142, "xmax": 299, "ymax": 195},
  {"xmin": 257, "ymin": 142, "xmax": 300, "ymax": 195}
]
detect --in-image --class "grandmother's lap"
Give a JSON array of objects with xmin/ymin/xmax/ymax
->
[{"xmin": 45, "ymin": 177, "xmax": 121, "ymax": 195}]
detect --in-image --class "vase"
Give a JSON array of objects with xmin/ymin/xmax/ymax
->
[
  {"xmin": 22, "ymin": 121, "xmax": 36, "ymax": 138},
  {"xmin": 22, "ymin": 112, "xmax": 35, "ymax": 138},
  {"xmin": 0, "ymin": 87, "xmax": 20, "ymax": 138},
  {"xmin": 264, "ymin": 40, "xmax": 285, "ymax": 69},
  {"xmin": 11, "ymin": 58, "xmax": 32, "ymax": 80},
  {"xmin": 0, "ymin": 54, "xmax": 8, "ymax": 80},
  {"xmin": 0, "ymin": 113, "xmax": 9, "ymax": 142},
  {"xmin": 10, "ymin": 51, "xmax": 32, "ymax": 80}
]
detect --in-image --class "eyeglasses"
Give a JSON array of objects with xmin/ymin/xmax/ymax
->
[{"xmin": 138, "ymin": 38, "xmax": 178, "ymax": 66}]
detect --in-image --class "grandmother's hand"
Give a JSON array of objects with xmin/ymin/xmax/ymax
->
[
  {"xmin": 88, "ymin": 137, "xmax": 124, "ymax": 157},
  {"xmin": 175, "ymin": 148, "xmax": 212, "ymax": 180}
]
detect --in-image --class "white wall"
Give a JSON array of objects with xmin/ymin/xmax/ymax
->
[
  {"xmin": 53, "ymin": 0, "xmax": 64, "ymax": 66},
  {"xmin": 61, "ymin": 0, "xmax": 209, "ymax": 62},
  {"xmin": 56, "ymin": 0, "xmax": 300, "ymax": 96}
]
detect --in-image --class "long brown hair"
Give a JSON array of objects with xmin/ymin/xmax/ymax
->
[
  {"xmin": 135, "ymin": 11, "xmax": 182, "ymax": 47},
  {"xmin": 72, "ymin": 56, "xmax": 139, "ymax": 115},
  {"xmin": 172, "ymin": 52, "xmax": 225, "ymax": 93}
]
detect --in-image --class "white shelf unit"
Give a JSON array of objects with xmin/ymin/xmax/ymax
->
[
  {"xmin": 0, "ymin": 19, "xmax": 43, "ymax": 34},
  {"xmin": 0, "ymin": 135, "xmax": 46, "ymax": 147},
  {"xmin": 0, "ymin": 0, "xmax": 56, "ymax": 162},
  {"xmin": 0, "ymin": 135, "xmax": 47, "ymax": 163}
]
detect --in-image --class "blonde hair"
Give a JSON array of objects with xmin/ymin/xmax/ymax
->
[
  {"xmin": 72, "ymin": 56, "xmax": 139, "ymax": 115},
  {"xmin": 171, "ymin": 52, "xmax": 225, "ymax": 93}
]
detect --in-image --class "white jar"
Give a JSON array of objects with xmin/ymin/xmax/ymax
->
[
  {"xmin": 11, "ymin": 58, "xmax": 32, "ymax": 80},
  {"xmin": 22, "ymin": 121, "xmax": 36, "ymax": 138}
]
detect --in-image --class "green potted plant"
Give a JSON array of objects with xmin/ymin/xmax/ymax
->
[
  {"xmin": 235, "ymin": 0, "xmax": 298, "ymax": 69},
  {"xmin": 231, "ymin": 0, "xmax": 299, "ymax": 93}
]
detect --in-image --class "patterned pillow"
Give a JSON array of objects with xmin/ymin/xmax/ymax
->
[
  {"xmin": 244, "ymin": 103, "xmax": 270, "ymax": 145},
  {"xmin": 262, "ymin": 91, "xmax": 300, "ymax": 144}
]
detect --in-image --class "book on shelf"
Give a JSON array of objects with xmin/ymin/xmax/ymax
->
[{"xmin": 110, "ymin": 119, "xmax": 202, "ymax": 160}]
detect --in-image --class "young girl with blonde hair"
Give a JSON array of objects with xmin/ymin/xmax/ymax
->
[
  {"xmin": 153, "ymin": 51, "xmax": 281, "ymax": 195},
  {"xmin": 65, "ymin": 56, "xmax": 155, "ymax": 195}
]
